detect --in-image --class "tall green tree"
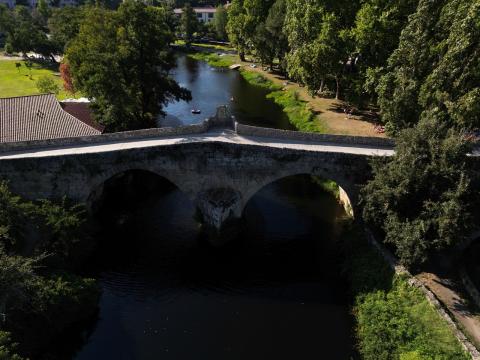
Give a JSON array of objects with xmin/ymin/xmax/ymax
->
[
  {"xmin": 180, "ymin": 3, "xmax": 198, "ymax": 46},
  {"xmin": 67, "ymin": 1, "xmax": 191, "ymax": 132},
  {"xmin": 285, "ymin": 0, "xmax": 350, "ymax": 98},
  {"xmin": 252, "ymin": 0, "xmax": 288, "ymax": 70},
  {"xmin": 213, "ymin": 4, "xmax": 227, "ymax": 40},
  {"xmin": 48, "ymin": 6, "xmax": 85, "ymax": 53},
  {"xmin": 351, "ymin": 0, "xmax": 418, "ymax": 102},
  {"xmin": 376, "ymin": 0, "xmax": 479, "ymax": 133},
  {"xmin": 361, "ymin": 117, "xmax": 474, "ymax": 267},
  {"xmin": 226, "ymin": 0, "xmax": 248, "ymax": 60}
]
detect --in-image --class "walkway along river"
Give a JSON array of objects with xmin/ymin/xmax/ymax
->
[{"xmin": 44, "ymin": 55, "xmax": 355, "ymax": 359}]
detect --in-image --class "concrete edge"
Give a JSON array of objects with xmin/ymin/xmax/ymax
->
[{"xmin": 364, "ymin": 228, "xmax": 480, "ymax": 360}]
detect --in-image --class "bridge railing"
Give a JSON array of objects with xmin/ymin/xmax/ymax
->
[{"xmin": 235, "ymin": 122, "xmax": 395, "ymax": 148}]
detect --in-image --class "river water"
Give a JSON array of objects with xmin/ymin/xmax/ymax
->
[
  {"xmin": 50, "ymin": 55, "xmax": 354, "ymax": 360},
  {"xmin": 161, "ymin": 54, "xmax": 294, "ymax": 130}
]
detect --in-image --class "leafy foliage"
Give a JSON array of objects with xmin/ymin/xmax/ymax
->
[
  {"xmin": 361, "ymin": 118, "xmax": 474, "ymax": 266},
  {"xmin": 378, "ymin": 0, "xmax": 480, "ymax": 133},
  {"xmin": 180, "ymin": 3, "xmax": 198, "ymax": 46},
  {"xmin": 35, "ymin": 75, "xmax": 60, "ymax": 95},
  {"xmin": 66, "ymin": 1, "xmax": 191, "ymax": 131},
  {"xmin": 0, "ymin": 331, "xmax": 24, "ymax": 360},
  {"xmin": 342, "ymin": 223, "xmax": 469, "ymax": 360}
]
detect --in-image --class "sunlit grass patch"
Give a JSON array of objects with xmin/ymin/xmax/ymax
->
[{"xmin": 0, "ymin": 60, "xmax": 79, "ymax": 100}]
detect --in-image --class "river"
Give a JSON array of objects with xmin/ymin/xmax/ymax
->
[
  {"xmin": 160, "ymin": 54, "xmax": 294, "ymax": 130},
  {"xmin": 46, "ymin": 55, "xmax": 354, "ymax": 360}
]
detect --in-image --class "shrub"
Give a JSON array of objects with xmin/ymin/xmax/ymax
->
[{"xmin": 35, "ymin": 75, "xmax": 60, "ymax": 95}]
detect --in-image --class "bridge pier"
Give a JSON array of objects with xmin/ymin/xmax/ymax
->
[{"xmin": 195, "ymin": 188, "xmax": 244, "ymax": 245}]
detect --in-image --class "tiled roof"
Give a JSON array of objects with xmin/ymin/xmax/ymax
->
[
  {"xmin": 60, "ymin": 102, "xmax": 105, "ymax": 132},
  {"xmin": 174, "ymin": 7, "xmax": 217, "ymax": 14},
  {"xmin": 0, "ymin": 94, "xmax": 102, "ymax": 143}
]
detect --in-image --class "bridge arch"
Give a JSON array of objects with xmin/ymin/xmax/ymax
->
[
  {"xmin": 86, "ymin": 167, "xmax": 193, "ymax": 214},
  {"xmin": 239, "ymin": 172, "xmax": 356, "ymax": 220}
]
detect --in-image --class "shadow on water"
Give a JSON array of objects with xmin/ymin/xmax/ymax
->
[
  {"xmin": 161, "ymin": 54, "xmax": 294, "ymax": 130},
  {"xmin": 45, "ymin": 171, "xmax": 355, "ymax": 360}
]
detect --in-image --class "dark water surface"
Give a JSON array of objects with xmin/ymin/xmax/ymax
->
[
  {"xmin": 59, "ymin": 173, "xmax": 354, "ymax": 360},
  {"xmin": 161, "ymin": 54, "xmax": 294, "ymax": 130},
  {"xmin": 49, "ymin": 56, "xmax": 354, "ymax": 359}
]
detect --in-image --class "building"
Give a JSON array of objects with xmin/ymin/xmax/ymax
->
[
  {"xmin": 174, "ymin": 7, "xmax": 217, "ymax": 23},
  {"xmin": 0, "ymin": 0, "xmax": 78, "ymax": 8},
  {"xmin": 0, "ymin": 94, "xmax": 103, "ymax": 143}
]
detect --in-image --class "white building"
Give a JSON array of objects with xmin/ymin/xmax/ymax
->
[{"xmin": 174, "ymin": 7, "xmax": 216, "ymax": 23}]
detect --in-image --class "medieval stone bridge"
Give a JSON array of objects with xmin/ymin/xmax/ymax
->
[{"xmin": 0, "ymin": 109, "xmax": 397, "ymax": 231}]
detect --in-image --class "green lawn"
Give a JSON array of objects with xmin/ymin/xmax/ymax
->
[{"xmin": 0, "ymin": 60, "xmax": 78, "ymax": 100}]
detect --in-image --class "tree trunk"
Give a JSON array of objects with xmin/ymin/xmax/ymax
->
[
  {"xmin": 335, "ymin": 75, "xmax": 340, "ymax": 100},
  {"xmin": 239, "ymin": 51, "xmax": 246, "ymax": 62},
  {"xmin": 319, "ymin": 78, "xmax": 325, "ymax": 93}
]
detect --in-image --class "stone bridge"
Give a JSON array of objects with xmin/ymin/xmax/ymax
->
[{"xmin": 0, "ymin": 108, "xmax": 395, "ymax": 233}]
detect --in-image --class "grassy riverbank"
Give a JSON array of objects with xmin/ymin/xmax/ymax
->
[
  {"xmin": 342, "ymin": 223, "xmax": 469, "ymax": 360},
  {"xmin": 188, "ymin": 52, "xmax": 236, "ymax": 68},
  {"xmin": 187, "ymin": 52, "xmax": 326, "ymax": 133}
]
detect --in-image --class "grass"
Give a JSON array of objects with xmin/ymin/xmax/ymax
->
[
  {"xmin": 237, "ymin": 70, "xmax": 327, "ymax": 133},
  {"xmin": 312, "ymin": 176, "xmax": 340, "ymax": 199},
  {"xmin": 0, "ymin": 60, "xmax": 78, "ymax": 100},
  {"xmin": 187, "ymin": 52, "xmax": 236, "ymax": 68},
  {"xmin": 342, "ymin": 223, "xmax": 470, "ymax": 360},
  {"xmin": 175, "ymin": 40, "xmax": 234, "ymax": 52}
]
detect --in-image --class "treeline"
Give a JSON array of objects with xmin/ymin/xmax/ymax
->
[{"xmin": 226, "ymin": 0, "xmax": 480, "ymax": 134}]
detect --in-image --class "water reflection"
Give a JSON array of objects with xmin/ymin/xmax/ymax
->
[{"xmin": 64, "ymin": 173, "xmax": 353, "ymax": 360}]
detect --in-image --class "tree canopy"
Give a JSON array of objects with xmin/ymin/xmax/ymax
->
[
  {"xmin": 66, "ymin": 0, "xmax": 191, "ymax": 132},
  {"xmin": 361, "ymin": 118, "xmax": 475, "ymax": 267}
]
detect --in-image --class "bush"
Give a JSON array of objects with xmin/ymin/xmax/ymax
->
[
  {"xmin": 35, "ymin": 75, "xmax": 60, "ymax": 95},
  {"xmin": 4, "ymin": 43, "xmax": 13, "ymax": 55},
  {"xmin": 0, "ymin": 331, "xmax": 24, "ymax": 360},
  {"xmin": 342, "ymin": 223, "xmax": 469, "ymax": 360}
]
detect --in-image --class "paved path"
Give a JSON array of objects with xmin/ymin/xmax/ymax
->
[
  {"xmin": 0, "ymin": 130, "xmax": 395, "ymax": 160},
  {"xmin": 417, "ymin": 272, "xmax": 480, "ymax": 349}
]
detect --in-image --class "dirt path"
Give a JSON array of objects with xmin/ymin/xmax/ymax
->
[
  {"xmin": 236, "ymin": 58, "xmax": 386, "ymax": 138},
  {"xmin": 417, "ymin": 272, "xmax": 480, "ymax": 348}
]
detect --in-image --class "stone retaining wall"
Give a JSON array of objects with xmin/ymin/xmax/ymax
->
[
  {"xmin": 235, "ymin": 122, "xmax": 395, "ymax": 148},
  {"xmin": 365, "ymin": 229, "xmax": 480, "ymax": 360}
]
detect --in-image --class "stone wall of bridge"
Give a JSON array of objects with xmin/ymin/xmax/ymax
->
[{"xmin": 0, "ymin": 140, "xmax": 372, "ymax": 231}]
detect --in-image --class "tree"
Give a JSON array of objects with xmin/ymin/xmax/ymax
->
[
  {"xmin": 251, "ymin": 0, "xmax": 288, "ymax": 70},
  {"xmin": 48, "ymin": 6, "xmax": 84, "ymax": 53},
  {"xmin": 361, "ymin": 117, "xmax": 474, "ymax": 267},
  {"xmin": 351, "ymin": 0, "xmax": 418, "ymax": 102},
  {"xmin": 376, "ymin": 0, "xmax": 479, "ymax": 133},
  {"xmin": 0, "ymin": 245, "xmax": 41, "ymax": 318},
  {"xmin": 180, "ymin": 3, "xmax": 198, "ymax": 46},
  {"xmin": 60, "ymin": 61, "xmax": 75, "ymax": 94},
  {"xmin": 213, "ymin": 4, "xmax": 227, "ymax": 40},
  {"xmin": 66, "ymin": 1, "xmax": 191, "ymax": 132},
  {"xmin": 36, "ymin": 75, "xmax": 60, "ymax": 95},
  {"xmin": 285, "ymin": 1, "xmax": 348, "ymax": 98},
  {"xmin": 226, "ymin": 0, "xmax": 248, "ymax": 60}
]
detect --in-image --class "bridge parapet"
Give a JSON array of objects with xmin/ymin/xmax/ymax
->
[{"xmin": 235, "ymin": 122, "xmax": 395, "ymax": 148}]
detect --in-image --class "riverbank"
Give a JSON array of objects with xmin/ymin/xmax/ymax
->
[
  {"xmin": 341, "ymin": 222, "xmax": 470, "ymax": 359},
  {"xmin": 186, "ymin": 51, "xmax": 385, "ymax": 137}
]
